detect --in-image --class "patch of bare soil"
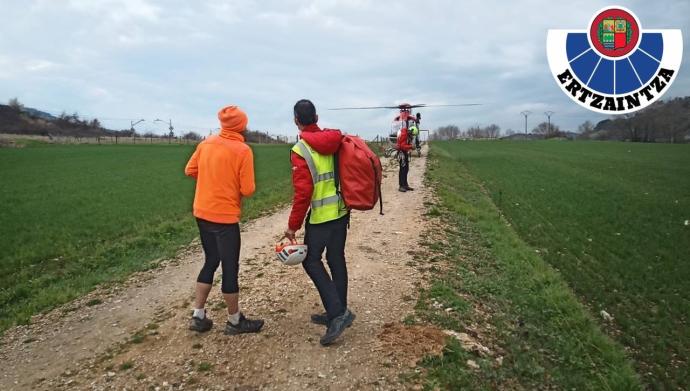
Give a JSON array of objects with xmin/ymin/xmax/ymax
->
[{"xmin": 377, "ymin": 323, "xmax": 447, "ymax": 368}]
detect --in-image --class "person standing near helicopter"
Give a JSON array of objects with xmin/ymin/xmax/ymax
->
[{"xmin": 397, "ymin": 125, "xmax": 414, "ymax": 192}]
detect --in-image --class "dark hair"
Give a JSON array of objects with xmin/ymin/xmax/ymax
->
[{"xmin": 293, "ymin": 99, "xmax": 317, "ymax": 126}]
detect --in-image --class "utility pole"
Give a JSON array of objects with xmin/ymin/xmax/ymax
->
[
  {"xmin": 545, "ymin": 111, "xmax": 555, "ymax": 136},
  {"xmin": 130, "ymin": 119, "xmax": 145, "ymax": 144},
  {"xmin": 520, "ymin": 111, "xmax": 531, "ymax": 134},
  {"xmin": 154, "ymin": 119, "xmax": 174, "ymax": 144}
]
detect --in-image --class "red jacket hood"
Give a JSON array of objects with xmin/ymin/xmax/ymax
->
[{"xmin": 299, "ymin": 124, "xmax": 342, "ymax": 155}]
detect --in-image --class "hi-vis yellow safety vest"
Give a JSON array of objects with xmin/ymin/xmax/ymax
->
[{"xmin": 292, "ymin": 140, "xmax": 348, "ymax": 224}]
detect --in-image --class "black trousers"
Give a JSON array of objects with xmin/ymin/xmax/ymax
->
[
  {"xmin": 303, "ymin": 214, "xmax": 349, "ymax": 321},
  {"xmin": 196, "ymin": 218, "xmax": 241, "ymax": 294},
  {"xmin": 398, "ymin": 152, "xmax": 410, "ymax": 188}
]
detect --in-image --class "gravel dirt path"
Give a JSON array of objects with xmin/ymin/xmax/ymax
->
[{"xmin": 1, "ymin": 147, "xmax": 435, "ymax": 391}]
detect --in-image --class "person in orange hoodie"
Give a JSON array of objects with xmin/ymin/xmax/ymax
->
[{"xmin": 184, "ymin": 105, "xmax": 264, "ymax": 335}]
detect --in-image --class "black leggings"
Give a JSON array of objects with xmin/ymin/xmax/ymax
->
[
  {"xmin": 196, "ymin": 218, "xmax": 241, "ymax": 294},
  {"xmin": 398, "ymin": 152, "xmax": 410, "ymax": 188},
  {"xmin": 303, "ymin": 214, "xmax": 349, "ymax": 321}
]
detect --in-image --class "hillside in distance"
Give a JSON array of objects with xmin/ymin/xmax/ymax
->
[{"xmin": 0, "ymin": 104, "xmax": 107, "ymax": 137}]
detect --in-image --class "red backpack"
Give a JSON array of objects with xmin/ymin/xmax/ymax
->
[{"xmin": 335, "ymin": 135, "xmax": 383, "ymax": 214}]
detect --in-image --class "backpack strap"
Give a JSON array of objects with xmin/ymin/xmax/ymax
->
[
  {"xmin": 376, "ymin": 160, "xmax": 384, "ymax": 215},
  {"xmin": 366, "ymin": 155, "xmax": 384, "ymax": 216},
  {"xmin": 333, "ymin": 149, "xmax": 341, "ymax": 192},
  {"xmin": 295, "ymin": 141, "xmax": 318, "ymax": 184},
  {"xmin": 334, "ymin": 139, "xmax": 349, "ymax": 214}
]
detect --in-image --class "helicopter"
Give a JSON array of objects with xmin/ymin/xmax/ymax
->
[{"xmin": 328, "ymin": 103, "xmax": 480, "ymax": 157}]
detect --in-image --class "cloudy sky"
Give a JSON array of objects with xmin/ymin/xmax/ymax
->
[{"xmin": 1, "ymin": 0, "xmax": 688, "ymax": 138}]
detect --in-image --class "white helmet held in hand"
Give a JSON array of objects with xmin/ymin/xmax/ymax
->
[{"xmin": 275, "ymin": 243, "xmax": 308, "ymax": 266}]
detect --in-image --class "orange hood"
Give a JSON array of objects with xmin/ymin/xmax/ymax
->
[{"xmin": 218, "ymin": 105, "xmax": 248, "ymax": 137}]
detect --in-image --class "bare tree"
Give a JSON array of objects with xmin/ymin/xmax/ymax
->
[
  {"xmin": 8, "ymin": 97, "xmax": 24, "ymax": 111},
  {"xmin": 533, "ymin": 122, "xmax": 562, "ymax": 137},
  {"xmin": 431, "ymin": 125, "xmax": 461, "ymax": 140},
  {"xmin": 466, "ymin": 126, "xmax": 484, "ymax": 139},
  {"xmin": 485, "ymin": 124, "xmax": 501, "ymax": 139},
  {"xmin": 183, "ymin": 131, "xmax": 201, "ymax": 141},
  {"xmin": 578, "ymin": 120, "xmax": 594, "ymax": 135}
]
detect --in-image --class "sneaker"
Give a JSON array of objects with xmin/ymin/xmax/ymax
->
[
  {"xmin": 189, "ymin": 314, "xmax": 213, "ymax": 332},
  {"xmin": 319, "ymin": 309, "xmax": 352, "ymax": 346},
  {"xmin": 398, "ymin": 187, "xmax": 407, "ymax": 192},
  {"xmin": 405, "ymin": 186, "xmax": 415, "ymax": 191},
  {"xmin": 311, "ymin": 311, "xmax": 356, "ymax": 327},
  {"xmin": 224, "ymin": 313, "xmax": 264, "ymax": 335}
]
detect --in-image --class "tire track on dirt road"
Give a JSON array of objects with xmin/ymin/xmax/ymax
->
[{"xmin": 1, "ymin": 147, "xmax": 432, "ymax": 390}]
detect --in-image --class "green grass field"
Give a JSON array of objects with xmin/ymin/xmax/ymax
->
[
  {"xmin": 428, "ymin": 140, "xmax": 689, "ymax": 389},
  {"xmin": 0, "ymin": 143, "xmax": 292, "ymax": 333}
]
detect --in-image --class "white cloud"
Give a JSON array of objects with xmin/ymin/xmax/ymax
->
[
  {"xmin": 67, "ymin": 0, "xmax": 161, "ymax": 22},
  {"xmin": 25, "ymin": 60, "xmax": 59, "ymax": 72},
  {"xmin": 0, "ymin": 0, "xmax": 687, "ymax": 136}
]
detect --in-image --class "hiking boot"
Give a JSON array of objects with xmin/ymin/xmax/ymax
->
[
  {"xmin": 189, "ymin": 314, "xmax": 213, "ymax": 332},
  {"xmin": 398, "ymin": 187, "xmax": 407, "ymax": 192},
  {"xmin": 224, "ymin": 313, "xmax": 264, "ymax": 335},
  {"xmin": 343, "ymin": 309, "xmax": 356, "ymax": 327},
  {"xmin": 311, "ymin": 312, "xmax": 329, "ymax": 326},
  {"xmin": 320, "ymin": 309, "xmax": 352, "ymax": 346},
  {"xmin": 405, "ymin": 186, "xmax": 415, "ymax": 191},
  {"xmin": 311, "ymin": 310, "xmax": 356, "ymax": 327}
]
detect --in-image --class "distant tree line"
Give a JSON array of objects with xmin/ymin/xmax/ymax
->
[
  {"xmin": 1, "ymin": 98, "xmax": 108, "ymax": 137},
  {"xmin": 430, "ymin": 124, "xmax": 503, "ymax": 140},
  {"xmin": 55, "ymin": 111, "xmax": 105, "ymax": 133},
  {"xmin": 1, "ymin": 98, "xmax": 288, "ymax": 143},
  {"xmin": 581, "ymin": 97, "xmax": 690, "ymax": 143},
  {"xmin": 430, "ymin": 97, "xmax": 690, "ymax": 143},
  {"xmin": 244, "ymin": 129, "xmax": 288, "ymax": 144}
]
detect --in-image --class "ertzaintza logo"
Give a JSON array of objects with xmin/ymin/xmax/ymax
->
[{"xmin": 547, "ymin": 6, "xmax": 683, "ymax": 114}]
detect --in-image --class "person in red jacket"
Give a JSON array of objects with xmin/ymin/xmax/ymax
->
[
  {"xmin": 284, "ymin": 99, "xmax": 355, "ymax": 346},
  {"xmin": 397, "ymin": 126, "xmax": 414, "ymax": 192},
  {"xmin": 184, "ymin": 105, "xmax": 264, "ymax": 335}
]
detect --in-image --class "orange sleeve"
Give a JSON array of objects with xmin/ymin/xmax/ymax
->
[
  {"xmin": 185, "ymin": 147, "xmax": 200, "ymax": 178},
  {"xmin": 239, "ymin": 147, "xmax": 256, "ymax": 197}
]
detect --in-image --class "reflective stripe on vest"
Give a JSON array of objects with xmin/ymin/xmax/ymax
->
[{"xmin": 292, "ymin": 140, "xmax": 347, "ymax": 224}]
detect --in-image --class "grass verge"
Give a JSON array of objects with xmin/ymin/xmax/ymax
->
[
  {"xmin": 415, "ymin": 145, "xmax": 640, "ymax": 390},
  {"xmin": 430, "ymin": 140, "xmax": 690, "ymax": 388}
]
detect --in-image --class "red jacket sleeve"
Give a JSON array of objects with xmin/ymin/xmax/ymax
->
[
  {"xmin": 397, "ymin": 128, "xmax": 413, "ymax": 152},
  {"xmin": 288, "ymin": 152, "xmax": 314, "ymax": 231}
]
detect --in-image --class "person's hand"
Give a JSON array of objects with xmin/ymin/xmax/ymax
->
[{"xmin": 284, "ymin": 228, "xmax": 297, "ymax": 244}]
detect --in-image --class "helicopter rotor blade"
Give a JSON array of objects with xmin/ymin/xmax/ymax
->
[
  {"xmin": 418, "ymin": 104, "xmax": 483, "ymax": 107},
  {"xmin": 404, "ymin": 103, "xmax": 483, "ymax": 108},
  {"xmin": 328, "ymin": 103, "xmax": 482, "ymax": 110},
  {"xmin": 327, "ymin": 106, "xmax": 402, "ymax": 110}
]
